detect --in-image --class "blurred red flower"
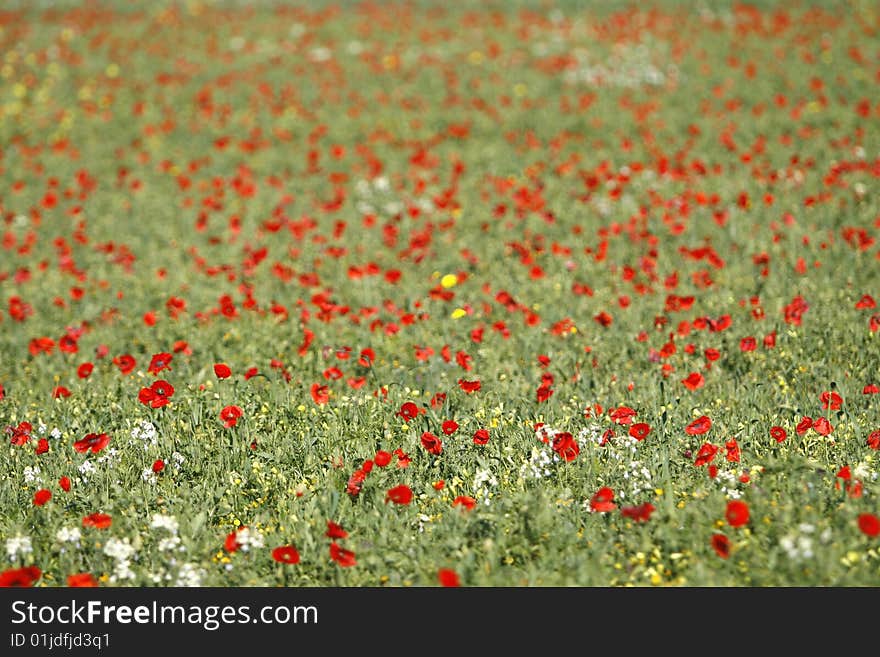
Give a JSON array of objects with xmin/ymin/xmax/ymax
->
[
  {"xmin": 67, "ymin": 573, "xmax": 98, "ymax": 587},
  {"xmin": 711, "ymin": 534, "xmax": 730, "ymax": 559},
  {"xmin": 82, "ymin": 513, "xmax": 112, "ymax": 529},
  {"xmin": 438, "ymin": 569, "xmax": 461, "ymax": 587},
  {"xmin": 329, "ymin": 542, "xmax": 356, "ymax": 567},
  {"xmin": 138, "ymin": 380, "xmax": 175, "ymax": 408},
  {"xmin": 385, "ymin": 485, "xmax": 413, "ymax": 505},
  {"xmin": 219, "ymin": 405, "xmax": 243, "ymax": 428},
  {"xmin": 0, "ymin": 566, "xmax": 41, "ymax": 587},
  {"xmin": 73, "ymin": 432, "xmax": 110, "ymax": 454},
  {"xmin": 725, "ymin": 500, "xmax": 750, "ymax": 527},
  {"xmin": 272, "ymin": 546, "xmax": 301, "ymax": 564},
  {"xmin": 590, "ymin": 487, "xmax": 616, "ymax": 512}
]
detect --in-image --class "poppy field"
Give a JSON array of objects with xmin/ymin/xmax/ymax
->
[{"xmin": 1, "ymin": 0, "xmax": 879, "ymax": 588}]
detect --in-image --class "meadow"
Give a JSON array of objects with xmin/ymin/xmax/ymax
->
[{"xmin": 1, "ymin": 0, "xmax": 879, "ymax": 587}]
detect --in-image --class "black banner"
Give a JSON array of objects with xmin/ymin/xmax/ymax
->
[{"xmin": 0, "ymin": 586, "xmax": 871, "ymax": 653}]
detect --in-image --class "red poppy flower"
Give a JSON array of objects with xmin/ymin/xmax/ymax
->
[
  {"xmin": 346, "ymin": 468, "xmax": 366, "ymax": 497},
  {"xmin": 590, "ymin": 486, "xmax": 616, "ymax": 512},
  {"xmin": 59, "ymin": 476, "xmax": 71, "ymax": 492},
  {"xmin": 685, "ymin": 415, "xmax": 712, "ymax": 435},
  {"xmin": 594, "ymin": 311, "xmax": 613, "ymax": 327},
  {"xmin": 710, "ymin": 534, "xmax": 731, "ymax": 559},
  {"xmin": 82, "ymin": 513, "xmax": 112, "ymax": 529},
  {"xmin": 441, "ymin": 420, "xmax": 458, "ymax": 435},
  {"xmin": 620, "ymin": 502, "xmax": 655, "ymax": 523},
  {"xmin": 67, "ymin": 573, "xmax": 98, "ymax": 587},
  {"xmin": 326, "ymin": 521, "xmax": 348, "ymax": 539},
  {"xmin": 310, "ymin": 383, "xmax": 330, "ymax": 405},
  {"xmin": 29, "ymin": 337, "xmax": 55, "ymax": 356},
  {"xmin": 725, "ymin": 439, "xmax": 740, "ymax": 462},
  {"xmin": 385, "ymin": 484, "xmax": 413, "ymax": 505},
  {"xmin": 272, "ymin": 546, "xmax": 301, "ymax": 564},
  {"xmin": 33, "ymin": 489, "xmax": 51, "ymax": 506},
  {"xmin": 855, "ymin": 294, "xmax": 876, "ymax": 310},
  {"xmin": 73, "ymin": 432, "xmax": 110, "ymax": 454},
  {"xmin": 35, "ymin": 438, "xmax": 49, "ymax": 454},
  {"xmin": 112, "ymin": 354, "xmax": 136, "ymax": 375},
  {"xmin": 725, "ymin": 500, "xmax": 750, "ymax": 527},
  {"xmin": 224, "ymin": 530, "xmax": 241, "ymax": 553},
  {"xmin": 421, "ymin": 431, "xmax": 443, "ymax": 455},
  {"xmin": 8, "ymin": 422, "xmax": 31, "ymax": 446},
  {"xmin": 352, "ymin": 347, "xmax": 373, "ymax": 368},
  {"xmin": 457, "ymin": 378, "xmax": 481, "ymax": 393},
  {"xmin": 609, "ymin": 406, "xmax": 637, "ymax": 425},
  {"xmin": 820, "ymin": 391, "xmax": 842, "ymax": 411},
  {"xmin": 452, "ymin": 495, "xmax": 477, "ymax": 510},
  {"xmin": 152, "ymin": 459, "xmax": 165, "ymax": 473},
  {"xmin": 681, "ymin": 372, "xmax": 706, "ymax": 390},
  {"xmin": 52, "ymin": 385, "xmax": 71, "ymax": 399},
  {"xmin": 770, "ymin": 426, "xmax": 787, "ymax": 443},
  {"xmin": 473, "ymin": 428, "xmax": 490, "ymax": 445},
  {"xmin": 739, "ymin": 337, "xmax": 757, "ymax": 352},
  {"xmin": 172, "ymin": 340, "xmax": 191, "ymax": 355},
  {"xmin": 629, "ymin": 423, "xmax": 651, "ymax": 441},
  {"xmin": 813, "ymin": 416, "xmax": 833, "ymax": 436},
  {"xmin": 867, "ymin": 430, "xmax": 880, "ymax": 450},
  {"xmin": 374, "ymin": 450, "xmax": 392, "ymax": 466},
  {"xmin": 864, "ymin": 384, "xmax": 880, "ymax": 395},
  {"xmin": 437, "ymin": 569, "xmax": 461, "ymax": 587},
  {"xmin": 147, "ymin": 352, "xmax": 173, "ymax": 375},
  {"xmin": 219, "ymin": 405, "xmax": 243, "ymax": 428},
  {"xmin": 693, "ymin": 443, "xmax": 719, "ymax": 466},
  {"xmin": 783, "ymin": 295, "xmax": 809, "ymax": 326},
  {"xmin": 397, "ymin": 401, "xmax": 420, "ymax": 421},
  {"xmin": 0, "ymin": 566, "xmax": 41, "ymax": 587},
  {"xmin": 796, "ymin": 416, "xmax": 813, "ymax": 435},
  {"xmin": 858, "ymin": 513, "xmax": 880, "ymax": 538},
  {"xmin": 551, "ymin": 432, "xmax": 579, "ymax": 462},
  {"xmin": 138, "ymin": 379, "xmax": 175, "ymax": 408},
  {"xmin": 77, "ymin": 362, "xmax": 94, "ymax": 378},
  {"xmin": 329, "ymin": 542, "xmax": 356, "ymax": 567},
  {"xmin": 394, "ymin": 448, "xmax": 411, "ymax": 468},
  {"xmin": 214, "ymin": 363, "xmax": 232, "ymax": 379}
]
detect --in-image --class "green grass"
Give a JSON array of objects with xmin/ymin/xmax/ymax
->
[{"xmin": 0, "ymin": 0, "xmax": 879, "ymax": 587}]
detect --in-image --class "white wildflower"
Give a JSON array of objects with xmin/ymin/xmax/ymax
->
[
  {"xmin": 96, "ymin": 448, "xmax": 120, "ymax": 465},
  {"xmin": 5, "ymin": 535, "xmax": 32, "ymax": 560},
  {"xmin": 23, "ymin": 466, "xmax": 41, "ymax": 484},
  {"xmin": 103, "ymin": 537, "xmax": 135, "ymax": 561},
  {"xmin": 175, "ymin": 563, "xmax": 204, "ymax": 587},
  {"xmin": 150, "ymin": 514, "xmax": 179, "ymax": 534},
  {"xmin": 233, "ymin": 527, "xmax": 264, "ymax": 552},
  {"xmin": 56, "ymin": 527, "xmax": 82, "ymax": 544},
  {"xmin": 158, "ymin": 536, "xmax": 181, "ymax": 552},
  {"xmin": 111, "ymin": 560, "xmax": 136, "ymax": 582}
]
